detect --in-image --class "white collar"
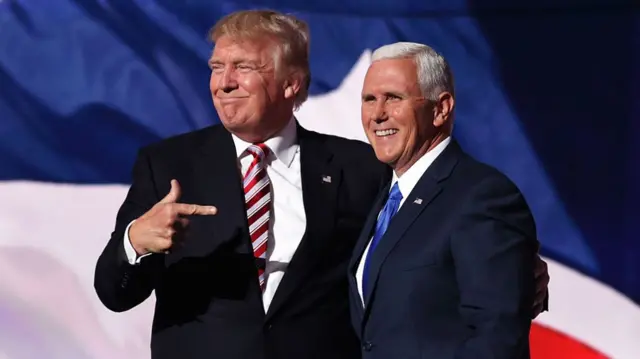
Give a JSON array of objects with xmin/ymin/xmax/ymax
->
[
  {"xmin": 230, "ymin": 117, "xmax": 298, "ymax": 167},
  {"xmin": 390, "ymin": 136, "xmax": 451, "ymax": 198}
]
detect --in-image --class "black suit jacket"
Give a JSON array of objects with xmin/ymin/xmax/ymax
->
[
  {"xmin": 348, "ymin": 140, "xmax": 538, "ymax": 359},
  {"xmin": 94, "ymin": 123, "xmax": 391, "ymax": 359}
]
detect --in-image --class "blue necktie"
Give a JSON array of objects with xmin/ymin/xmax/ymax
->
[{"xmin": 362, "ymin": 182, "xmax": 403, "ymax": 299}]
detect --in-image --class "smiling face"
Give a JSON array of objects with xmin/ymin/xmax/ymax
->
[
  {"xmin": 209, "ymin": 35, "xmax": 297, "ymax": 143},
  {"xmin": 361, "ymin": 57, "xmax": 453, "ymax": 176}
]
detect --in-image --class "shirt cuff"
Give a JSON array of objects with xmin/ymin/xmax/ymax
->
[{"xmin": 123, "ymin": 220, "xmax": 151, "ymax": 265}]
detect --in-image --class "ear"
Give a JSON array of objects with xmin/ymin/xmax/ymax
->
[
  {"xmin": 432, "ymin": 92, "xmax": 454, "ymax": 128},
  {"xmin": 283, "ymin": 71, "xmax": 303, "ymax": 100}
]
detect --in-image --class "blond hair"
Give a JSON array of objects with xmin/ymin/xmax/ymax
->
[{"xmin": 209, "ymin": 10, "xmax": 311, "ymax": 109}]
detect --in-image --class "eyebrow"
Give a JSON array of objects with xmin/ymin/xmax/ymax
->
[
  {"xmin": 209, "ymin": 58, "xmax": 260, "ymax": 65},
  {"xmin": 210, "ymin": 59, "xmax": 267, "ymax": 70},
  {"xmin": 385, "ymin": 91, "xmax": 405, "ymax": 98},
  {"xmin": 361, "ymin": 91, "xmax": 405, "ymax": 100}
]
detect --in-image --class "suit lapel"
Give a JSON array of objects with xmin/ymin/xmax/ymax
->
[
  {"xmin": 362, "ymin": 140, "xmax": 463, "ymax": 315},
  {"xmin": 186, "ymin": 126, "xmax": 251, "ymax": 257},
  {"xmin": 265, "ymin": 125, "xmax": 342, "ymax": 320},
  {"xmin": 349, "ymin": 184, "xmax": 389, "ymax": 273},
  {"xmin": 347, "ymin": 184, "xmax": 389, "ymax": 319}
]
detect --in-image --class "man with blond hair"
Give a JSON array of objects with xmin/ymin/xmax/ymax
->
[{"xmin": 94, "ymin": 10, "xmax": 549, "ymax": 359}]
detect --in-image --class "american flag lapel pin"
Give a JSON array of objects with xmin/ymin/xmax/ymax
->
[
  {"xmin": 322, "ymin": 175, "xmax": 332, "ymax": 183},
  {"xmin": 413, "ymin": 198, "xmax": 423, "ymax": 205}
]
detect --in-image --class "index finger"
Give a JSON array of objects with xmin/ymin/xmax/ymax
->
[{"xmin": 173, "ymin": 203, "xmax": 218, "ymax": 216}]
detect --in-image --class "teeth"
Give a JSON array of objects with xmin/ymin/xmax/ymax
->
[{"xmin": 375, "ymin": 129, "xmax": 398, "ymax": 137}]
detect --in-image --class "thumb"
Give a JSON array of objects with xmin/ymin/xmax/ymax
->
[{"xmin": 159, "ymin": 179, "xmax": 181, "ymax": 204}]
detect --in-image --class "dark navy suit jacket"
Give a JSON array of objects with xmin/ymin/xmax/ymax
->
[{"xmin": 348, "ymin": 139, "xmax": 538, "ymax": 359}]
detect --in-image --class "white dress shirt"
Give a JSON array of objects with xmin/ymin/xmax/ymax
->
[
  {"xmin": 123, "ymin": 117, "xmax": 307, "ymax": 312},
  {"xmin": 355, "ymin": 137, "xmax": 451, "ymax": 304}
]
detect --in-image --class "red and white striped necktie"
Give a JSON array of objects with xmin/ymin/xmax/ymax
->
[{"xmin": 242, "ymin": 143, "xmax": 271, "ymax": 291}]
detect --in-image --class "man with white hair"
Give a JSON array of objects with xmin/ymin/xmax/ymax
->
[{"xmin": 348, "ymin": 42, "xmax": 539, "ymax": 358}]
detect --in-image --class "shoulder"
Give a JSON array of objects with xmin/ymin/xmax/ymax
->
[
  {"xmin": 456, "ymin": 153, "xmax": 523, "ymax": 197},
  {"xmin": 450, "ymin": 147, "xmax": 533, "ymax": 226},
  {"xmin": 451, "ymin": 147, "xmax": 537, "ymax": 243},
  {"xmin": 301, "ymin": 128, "xmax": 391, "ymax": 179},
  {"xmin": 436, "ymin": 139, "xmax": 521, "ymax": 197},
  {"xmin": 138, "ymin": 124, "xmax": 225, "ymax": 158}
]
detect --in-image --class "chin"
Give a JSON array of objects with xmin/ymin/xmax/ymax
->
[
  {"xmin": 372, "ymin": 150, "xmax": 395, "ymax": 166},
  {"xmin": 220, "ymin": 112, "xmax": 251, "ymax": 127}
]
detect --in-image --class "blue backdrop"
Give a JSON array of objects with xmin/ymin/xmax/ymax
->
[{"xmin": 0, "ymin": 0, "xmax": 637, "ymax": 306}]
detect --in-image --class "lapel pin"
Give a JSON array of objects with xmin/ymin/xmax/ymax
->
[
  {"xmin": 322, "ymin": 175, "xmax": 332, "ymax": 183},
  {"xmin": 413, "ymin": 198, "xmax": 423, "ymax": 205}
]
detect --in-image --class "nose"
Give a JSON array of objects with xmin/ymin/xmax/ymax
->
[
  {"xmin": 218, "ymin": 67, "xmax": 238, "ymax": 93},
  {"xmin": 370, "ymin": 100, "xmax": 388, "ymax": 124}
]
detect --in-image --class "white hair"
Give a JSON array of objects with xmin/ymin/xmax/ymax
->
[{"xmin": 371, "ymin": 42, "xmax": 454, "ymax": 101}]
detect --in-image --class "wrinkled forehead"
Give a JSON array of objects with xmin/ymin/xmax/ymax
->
[
  {"xmin": 362, "ymin": 59, "xmax": 421, "ymax": 95},
  {"xmin": 211, "ymin": 35, "xmax": 278, "ymax": 63}
]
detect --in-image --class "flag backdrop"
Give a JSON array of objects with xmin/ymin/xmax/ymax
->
[{"xmin": 0, "ymin": 1, "xmax": 638, "ymax": 358}]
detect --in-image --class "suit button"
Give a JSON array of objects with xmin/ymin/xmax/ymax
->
[
  {"xmin": 362, "ymin": 341, "xmax": 373, "ymax": 351},
  {"xmin": 121, "ymin": 272, "xmax": 129, "ymax": 288}
]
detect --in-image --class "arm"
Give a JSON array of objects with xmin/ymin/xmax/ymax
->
[
  {"xmin": 93, "ymin": 149, "xmax": 162, "ymax": 312},
  {"xmin": 452, "ymin": 174, "xmax": 538, "ymax": 359}
]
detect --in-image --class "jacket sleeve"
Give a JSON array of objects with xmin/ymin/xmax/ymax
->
[
  {"xmin": 452, "ymin": 174, "xmax": 538, "ymax": 359},
  {"xmin": 93, "ymin": 148, "xmax": 163, "ymax": 312}
]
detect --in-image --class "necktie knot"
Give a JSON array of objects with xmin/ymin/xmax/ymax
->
[
  {"xmin": 388, "ymin": 182, "xmax": 403, "ymax": 202},
  {"xmin": 247, "ymin": 143, "xmax": 270, "ymax": 160}
]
